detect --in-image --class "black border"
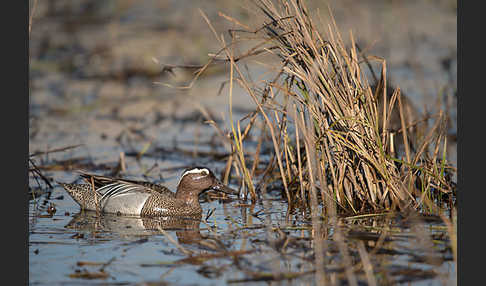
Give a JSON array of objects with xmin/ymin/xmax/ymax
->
[
  {"xmin": 6, "ymin": 0, "xmax": 29, "ymax": 284},
  {"xmin": 458, "ymin": 1, "xmax": 480, "ymax": 286}
]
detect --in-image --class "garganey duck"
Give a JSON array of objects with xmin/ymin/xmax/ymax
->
[{"xmin": 59, "ymin": 167, "xmax": 237, "ymax": 217}]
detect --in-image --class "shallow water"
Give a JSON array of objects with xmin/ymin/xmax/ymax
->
[{"xmin": 29, "ymin": 171, "xmax": 456, "ymax": 285}]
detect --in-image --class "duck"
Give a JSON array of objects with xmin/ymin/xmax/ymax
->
[{"xmin": 58, "ymin": 167, "xmax": 237, "ymax": 217}]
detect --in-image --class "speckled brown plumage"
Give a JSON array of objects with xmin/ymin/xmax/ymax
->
[
  {"xmin": 140, "ymin": 191, "xmax": 202, "ymax": 217},
  {"xmin": 59, "ymin": 167, "xmax": 238, "ymax": 217},
  {"xmin": 59, "ymin": 183, "xmax": 99, "ymax": 211}
]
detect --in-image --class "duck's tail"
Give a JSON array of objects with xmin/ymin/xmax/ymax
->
[{"xmin": 57, "ymin": 182, "xmax": 98, "ymax": 211}]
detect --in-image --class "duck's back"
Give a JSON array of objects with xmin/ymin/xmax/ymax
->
[
  {"xmin": 79, "ymin": 172, "xmax": 175, "ymax": 197},
  {"xmin": 60, "ymin": 179, "xmax": 177, "ymax": 216}
]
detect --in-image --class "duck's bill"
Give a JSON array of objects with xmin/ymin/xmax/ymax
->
[{"xmin": 211, "ymin": 180, "xmax": 239, "ymax": 195}]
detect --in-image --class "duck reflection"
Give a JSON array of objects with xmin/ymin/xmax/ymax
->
[{"xmin": 65, "ymin": 211, "xmax": 203, "ymax": 244}]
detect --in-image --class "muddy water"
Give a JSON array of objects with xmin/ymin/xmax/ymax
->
[
  {"xmin": 29, "ymin": 184, "xmax": 456, "ymax": 285},
  {"xmin": 29, "ymin": 0, "xmax": 456, "ymax": 285}
]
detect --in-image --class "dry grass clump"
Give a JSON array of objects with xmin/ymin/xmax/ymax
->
[{"xmin": 178, "ymin": 0, "xmax": 456, "ymax": 216}]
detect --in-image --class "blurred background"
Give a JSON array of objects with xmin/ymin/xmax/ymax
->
[{"xmin": 29, "ymin": 0, "xmax": 457, "ymax": 170}]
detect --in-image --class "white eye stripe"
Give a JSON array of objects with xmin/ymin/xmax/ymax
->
[
  {"xmin": 181, "ymin": 168, "xmax": 210, "ymax": 177},
  {"xmin": 178, "ymin": 168, "xmax": 210, "ymax": 184}
]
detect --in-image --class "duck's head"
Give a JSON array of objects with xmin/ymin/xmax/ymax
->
[{"xmin": 176, "ymin": 167, "xmax": 237, "ymax": 201}]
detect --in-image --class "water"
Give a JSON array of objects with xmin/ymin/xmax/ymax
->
[{"xmin": 29, "ymin": 177, "xmax": 456, "ymax": 285}]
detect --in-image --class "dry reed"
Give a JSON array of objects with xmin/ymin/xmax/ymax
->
[
  {"xmin": 163, "ymin": 4, "xmax": 456, "ymax": 283},
  {"xmin": 198, "ymin": 0, "xmax": 456, "ymax": 216}
]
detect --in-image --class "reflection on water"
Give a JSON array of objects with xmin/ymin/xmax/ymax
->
[
  {"xmin": 65, "ymin": 211, "xmax": 204, "ymax": 245},
  {"xmin": 29, "ymin": 190, "xmax": 455, "ymax": 285}
]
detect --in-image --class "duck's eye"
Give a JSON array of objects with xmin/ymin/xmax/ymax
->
[{"xmin": 201, "ymin": 169, "xmax": 209, "ymax": 176}]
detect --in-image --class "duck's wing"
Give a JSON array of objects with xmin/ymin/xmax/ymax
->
[
  {"xmin": 78, "ymin": 170, "xmax": 123, "ymax": 187},
  {"xmin": 77, "ymin": 170, "xmax": 174, "ymax": 196},
  {"xmin": 96, "ymin": 181, "xmax": 153, "ymax": 206},
  {"xmin": 93, "ymin": 181, "xmax": 160, "ymax": 215}
]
